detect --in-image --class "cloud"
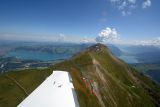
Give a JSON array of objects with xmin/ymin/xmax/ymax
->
[
  {"xmin": 109, "ymin": 0, "xmax": 137, "ymax": 16},
  {"xmin": 151, "ymin": 37, "xmax": 160, "ymax": 45},
  {"xmin": 134, "ymin": 37, "xmax": 160, "ymax": 46},
  {"xmin": 109, "ymin": 0, "xmax": 151, "ymax": 16},
  {"xmin": 121, "ymin": 10, "xmax": 131, "ymax": 16},
  {"xmin": 57, "ymin": 33, "xmax": 66, "ymax": 42},
  {"xmin": 95, "ymin": 27, "xmax": 119, "ymax": 43},
  {"xmin": 142, "ymin": 0, "xmax": 151, "ymax": 9},
  {"xmin": 118, "ymin": 1, "xmax": 127, "ymax": 10},
  {"xmin": 81, "ymin": 36, "xmax": 91, "ymax": 43}
]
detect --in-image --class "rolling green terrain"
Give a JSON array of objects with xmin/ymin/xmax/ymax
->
[{"xmin": 0, "ymin": 43, "xmax": 160, "ymax": 107}]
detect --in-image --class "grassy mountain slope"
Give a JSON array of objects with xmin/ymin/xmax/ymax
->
[{"xmin": 0, "ymin": 43, "xmax": 160, "ymax": 107}]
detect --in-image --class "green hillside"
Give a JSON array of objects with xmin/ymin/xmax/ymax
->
[{"xmin": 0, "ymin": 43, "xmax": 160, "ymax": 107}]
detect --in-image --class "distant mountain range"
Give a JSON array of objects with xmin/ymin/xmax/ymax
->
[{"xmin": 0, "ymin": 43, "xmax": 160, "ymax": 107}]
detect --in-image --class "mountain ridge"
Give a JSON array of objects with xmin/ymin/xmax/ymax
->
[
  {"xmin": 53, "ymin": 43, "xmax": 160, "ymax": 107},
  {"xmin": 0, "ymin": 43, "xmax": 160, "ymax": 107}
]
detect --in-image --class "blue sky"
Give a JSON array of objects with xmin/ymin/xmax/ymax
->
[{"xmin": 0, "ymin": 0, "xmax": 160, "ymax": 44}]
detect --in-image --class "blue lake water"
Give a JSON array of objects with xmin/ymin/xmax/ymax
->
[
  {"xmin": 5, "ymin": 50, "xmax": 72, "ymax": 61},
  {"xmin": 118, "ymin": 55, "xmax": 139, "ymax": 64},
  {"xmin": 146, "ymin": 70, "xmax": 160, "ymax": 84}
]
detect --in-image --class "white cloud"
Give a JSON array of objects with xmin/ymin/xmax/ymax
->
[
  {"xmin": 109, "ymin": 0, "xmax": 151, "ymax": 16},
  {"xmin": 95, "ymin": 27, "xmax": 119, "ymax": 43},
  {"xmin": 109, "ymin": 0, "xmax": 136, "ymax": 16},
  {"xmin": 133, "ymin": 37, "xmax": 160, "ymax": 46},
  {"xmin": 118, "ymin": 1, "xmax": 127, "ymax": 10},
  {"xmin": 121, "ymin": 10, "xmax": 131, "ymax": 16},
  {"xmin": 121, "ymin": 11, "xmax": 126, "ymax": 16},
  {"xmin": 142, "ymin": 0, "xmax": 151, "ymax": 9},
  {"xmin": 58, "ymin": 33, "xmax": 66, "ymax": 42},
  {"xmin": 81, "ymin": 37, "xmax": 95, "ymax": 43},
  {"xmin": 151, "ymin": 37, "xmax": 160, "ymax": 45},
  {"xmin": 81, "ymin": 37, "xmax": 89, "ymax": 43}
]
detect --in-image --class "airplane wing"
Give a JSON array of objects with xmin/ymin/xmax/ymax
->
[{"xmin": 18, "ymin": 71, "xmax": 80, "ymax": 107}]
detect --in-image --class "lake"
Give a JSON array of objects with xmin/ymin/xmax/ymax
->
[
  {"xmin": 118, "ymin": 55, "xmax": 139, "ymax": 64},
  {"xmin": 5, "ymin": 50, "xmax": 72, "ymax": 61},
  {"xmin": 146, "ymin": 70, "xmax": 160, "ymax": 84}
]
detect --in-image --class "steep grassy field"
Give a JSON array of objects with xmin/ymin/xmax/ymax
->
[{"xmin": 0, "ymin": 43, "xmax": 160, "ymax": 107}]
